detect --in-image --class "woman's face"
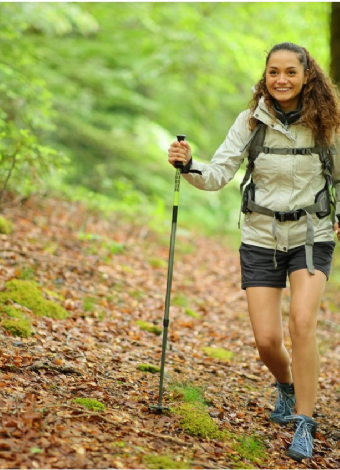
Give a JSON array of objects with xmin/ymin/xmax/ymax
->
[{"xmin": 265, "ymin": 50, "xmax": 308, "ymax": 112}]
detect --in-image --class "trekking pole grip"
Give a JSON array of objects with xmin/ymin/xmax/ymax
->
[{"xmin": 175, "ymin": 134, "xmax": 186, "ymax": 169}]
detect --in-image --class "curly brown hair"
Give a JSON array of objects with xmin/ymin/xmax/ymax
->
[{"xmin": 249, "ymin": 42, "xmax": 340, "ymax": 146}]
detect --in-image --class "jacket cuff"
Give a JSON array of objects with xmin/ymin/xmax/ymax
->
[{"xmin": 181, "ymin": 157, "xmax": 192, "ymax": 174}]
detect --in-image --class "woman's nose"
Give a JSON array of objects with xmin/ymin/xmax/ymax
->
[{"xmin": 277, "ymin": 74, "xmax": 288, "ymax": 83}]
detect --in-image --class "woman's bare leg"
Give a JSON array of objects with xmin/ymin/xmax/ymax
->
[
  {"xmin": 246, "ymin": 287, "xmax": 292, "ymax": 383},
  {"xmin": 288, "ymin": 269, "xmax": 326, "ymax": 417}
]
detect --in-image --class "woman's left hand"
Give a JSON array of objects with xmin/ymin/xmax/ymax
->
[{"xmin": 334, "ymin": 221, "xmax": 340, "ymax": 242}]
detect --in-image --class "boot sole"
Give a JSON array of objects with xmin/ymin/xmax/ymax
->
[{"xmin": 286, "ymin": 448, "xmax": 309, "ymax": 462}]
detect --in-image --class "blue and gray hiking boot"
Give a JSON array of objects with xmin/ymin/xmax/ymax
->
[
  {"xmin": 286, "ymin": 415, "xmax": 317, "ymax": 461},
  {"xmin": 270, "ymin": 382, "xmax": 295, "ymax": 425}
]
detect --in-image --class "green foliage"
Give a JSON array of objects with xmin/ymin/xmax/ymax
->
[
  {"xmin": 0, "ymin": 280, "xmax": 68, "ymax": 319},
  {"xmin": 83, "ymin": 297, "xmax": 96, "ymax": 312},
  {"xmin": 184, "ymin": 308, "xmax": 201, "ymax": 319},
  {"xmin": 17, "ymin": 267, "xmax": 35, "ymax": 280},
  {"xmin": 203, "ymin": 347, "xmax": 234, "ymax": 361},
  {"xmin": 73, "ymin": 398, "xmax": 106, "ymax": 412},
  {"xmin": 144, "ymin": 454, "xmax": 190, "ymax": 469},
  {"xmin": 43, "ymin": 289, "xmax": 65, "ymax": 301},
  {"xmin": 172, "ymin": 403, "xmax": 227, "ymax": 440},
  {"xmin": 0, "ymin": 3, "xmax": 333, "ymax": 236},
  {"xmin": 30, "ymin": 448, "xmax": 44, "ymax": 454},
  {"xmin": 2, "ymin": 317, "xmax": 32, "ymax": 338},
  {"xmin": 0, "ymin": 215, "xmax": 12, "ymax": 234},
  {"xmin": 233, "ymin": 434, "xmax": 267, "ymax": 461},
  {"xmin": 136, "ymin": 320, "xmax": 162, "ymax": 336},
  {"xmin": 0, "ymin": 302, "xmax": 32, "ymax": 337},
  {"xmin": 149, "ymin": 257, "xmax": 167, "ymax": 269},
  {"xmin": 137, "ymin": 363, "xmax": 160, "ymax": 374},
  {"xmin": 171, "ymin": 295, "xmax": 189, "ymax": 308},
  {"xmin": 0, "ymin": 2, "xmax": 98, "ymax": 197},
  {"xmin": 170, "ymin": 382, "xmax": 207, "ymax": 404},
  {"xmin": 78, "ymin": 232, "xmax": 124, "ymax": 255}
]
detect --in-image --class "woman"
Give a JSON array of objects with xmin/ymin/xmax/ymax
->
[{"xmin": 168, "ymin": 42, "xmax": 340, "ymax": 462}]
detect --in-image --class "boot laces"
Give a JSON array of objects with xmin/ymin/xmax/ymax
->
[
  {"xmin": 286, "ymin": 415, "xmax": 314, "ymax": 456},
  {"xmin": 271, "ymin": 384, "xmax": 295, "ymax": 416}
]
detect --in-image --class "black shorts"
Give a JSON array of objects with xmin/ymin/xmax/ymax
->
[{"xmin": 239, "ymin": 242, "xmax": 336, "ymax": 290}]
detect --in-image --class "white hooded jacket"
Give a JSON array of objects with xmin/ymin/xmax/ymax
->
[{"xmin": 183, "ymin": 97, "xmax": 340, "ymax": 254}]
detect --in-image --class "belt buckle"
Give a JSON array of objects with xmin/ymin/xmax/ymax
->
[
  {"xmin": 276, "ymin": 211, "xmax": 286, "ymax": 222},
  {"xmin": 293, "ymin": 210, "xmax": 301, "ymax": 221},
  {"xmin": 288, "ymin": 210, "xmax": 301, "ymax": 221}
]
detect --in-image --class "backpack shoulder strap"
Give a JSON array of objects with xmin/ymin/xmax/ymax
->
[{"xmin": 239, "ymin": 122, "xmax": 266, "ymax": 195}]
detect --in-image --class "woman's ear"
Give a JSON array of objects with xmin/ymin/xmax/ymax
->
[{"xmin": 304, "ymin": 69, "xmax": 310, "ymax": 85}]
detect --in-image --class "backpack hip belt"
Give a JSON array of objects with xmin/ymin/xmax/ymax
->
[{"xmin": 247, "ymin": 199, "xmax": 325, "ymax": 274}]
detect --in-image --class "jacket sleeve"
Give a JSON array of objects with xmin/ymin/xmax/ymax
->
[
  {"xmin": 182, "ymin": 110, "xmax": 251, "ymax": 191},
  {"xmin": 331, "ymin": 136, "xmax": 340, "ymax": 220}
]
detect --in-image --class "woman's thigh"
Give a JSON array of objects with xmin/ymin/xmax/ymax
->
[
  {"xmin": 246, "ymin": 287, "xmax": 283, "ymax": 344},
  {"xmin": 288, "ymin": 269, "xmax": 326, "ymax": 337}
]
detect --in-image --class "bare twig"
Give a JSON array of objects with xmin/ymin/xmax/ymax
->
[
  {"xmin": 58, "ymin": 409, "xmax": 193, "ymax": 446},
  {"xmin": 0, "ymin": 142, "xmax": 22, "ymax": 207},
  {"xmin": 0, "ymin": 248, "xmax": 97, "ymax": 270}
]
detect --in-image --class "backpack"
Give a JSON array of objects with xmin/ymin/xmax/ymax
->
[
  {"xmin": 238, "ymin": 122, "xmax": 337, "ymax": 274},
  {"xmin": 239, "ymin": 123, "xmax": 336, "ymax": 221}
]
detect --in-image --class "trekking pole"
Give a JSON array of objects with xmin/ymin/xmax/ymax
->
[{"xmin": 149, "ymin": 134, "xmax": 186, "ymax": 413}]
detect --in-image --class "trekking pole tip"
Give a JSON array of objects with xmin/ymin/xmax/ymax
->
[{"xmin": 148, "ymin": 404, "xmax": 170, "ymax": 413}]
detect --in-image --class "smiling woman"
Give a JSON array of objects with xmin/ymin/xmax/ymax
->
[
  {"xmin": 266, "ymin": 50, "xmax": 307, "ymax": 112},
  {"xmin": 167, "ymin": 41, "xmax": 340, "ymax": 463}
]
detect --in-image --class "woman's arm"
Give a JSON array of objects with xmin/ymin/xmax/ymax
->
[{"xmin": 169, "ymin": 110, "xmax": 252, "ymax": 192}]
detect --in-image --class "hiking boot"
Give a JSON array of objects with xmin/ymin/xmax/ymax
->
[
  {"xmin": 286, "ymin": 415, "xmax": 317, "ymax": 461},
  {"xmin": 270, "ymin": 382, "xmax": 295, "ymax": 425}
]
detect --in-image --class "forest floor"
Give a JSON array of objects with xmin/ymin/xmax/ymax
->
[{"xmin": 0, "ymin": 195, "xmax": 340, "ymax": 470}]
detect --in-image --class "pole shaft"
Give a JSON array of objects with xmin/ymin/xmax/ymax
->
[{"xmin": 157, "ymin": 167, "xmax": 181, "ymax": 406}]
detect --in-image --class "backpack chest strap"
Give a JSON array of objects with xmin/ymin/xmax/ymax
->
[{"xmin": 255, "ymin": 146, "xmax": 322, "ymax": 155}]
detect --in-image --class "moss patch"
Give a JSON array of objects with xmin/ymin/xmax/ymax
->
[
  {"xmin": 2, "ymin": 317, "xmax": 32, "ymax": 338},
  {"xmin": 144, "ymin": 454, "xmax": 190, "ymax": 469},
  {"xmin": 136, "ymin": 320, "xmax": 162, "ymax": 336},
  {"xmin": 170, "ymin": 382, "xmax": 206, "ymax": 404},
  {"xmin": 83, "ymin": 296, "xmax": 96, "ymax": 312},
  {"xmin": 171, "ymin": 294, "xmax": 188, "ymax": 307},
  {"xmin": 184, "ymin": 308, "xmax": 201, "ymax": 319},
  {"xmin": 73, "ymin": 398, "xmax": 106, "ymax": 411},
  {"xmin": 0, "ymin": 280, "xmax": 68, "ymax": 320},
  {"xmin": 233, "ymin": 434, "xmax": 267, "ymax": 461},
  {"xmin": 137, "ymin": 363, "xmax": 160, "ymax": 374},
  {"xmin": 0, "ymin": 215, "xmax": 12, "ymax": 235},
  {"xmin": 43, "ymin": 289, "xmax": 65, "ymax": 301},
  {"xmin": 0, "ymin": 304, "xmax": 32, "ymax": 337},
  {"xmin": 203, "ymin": 346, "xmax": 233, "ymax": 361},
  {"xmin": 149, "ymin": 258, "xmax": 167, "ymax": 269},
  {"xmin": 172, "ymin": 402, "xmax": 227, "ymax": 440}
]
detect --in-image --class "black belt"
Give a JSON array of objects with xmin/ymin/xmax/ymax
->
[{"xmin": 274, "ymin": 209, "xmax": 304, "ymax": 222}]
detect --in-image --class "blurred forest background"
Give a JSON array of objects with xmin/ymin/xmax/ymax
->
[{"xmin": 1, "ymin": 2, "xmax": 339, "ymax": 239}]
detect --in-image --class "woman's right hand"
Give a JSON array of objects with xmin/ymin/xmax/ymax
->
[{"xmin": 168, "ymin": 140, "xmax": 192, "ymax": 168}]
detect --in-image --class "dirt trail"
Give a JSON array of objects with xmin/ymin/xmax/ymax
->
[{"xmin": 0, "ymin": 196, "xmax": 340, "ymax": 469}]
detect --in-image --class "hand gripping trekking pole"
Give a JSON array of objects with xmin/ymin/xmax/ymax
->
[{"xmin": 149, "ymin": 134, "xmax": 186, "ymax": 413}]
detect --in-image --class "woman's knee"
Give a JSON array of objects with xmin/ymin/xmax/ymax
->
[
  {"xmin": 255, "ymin": 335, "xmax": 283, "ymax": 356},
  {"xmin": 289, "ymin": 309, "xmax": 317, "ymax": 341}
]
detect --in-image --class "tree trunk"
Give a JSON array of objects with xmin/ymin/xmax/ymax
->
[{"xmin": 330, "ymin": 2, "xmax": 340, "ymax": 84}]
